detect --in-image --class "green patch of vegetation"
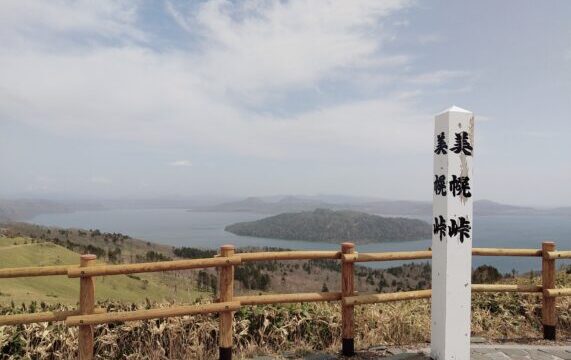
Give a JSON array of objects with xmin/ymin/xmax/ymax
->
[
  {"xmin": 140, "ymin": 250, "xmax": 171, "ymax": 262},
  {"xmin": 0, "ymin": 236, "xmax": 31, "ymax": 248},
  {"xmin": 0, "ymin": 238, "xmax": 203, "ymax": 305},
  {"xmin": 2, "ymin": 223, "xmax": 175, "ymax": 265},
  {"xmin": 173, "ymin": 247, "xmax": 217, "ymax": 259},
  {"xmin": 472, "ymin": 264, "xmax": 502, "ymax": 284}
]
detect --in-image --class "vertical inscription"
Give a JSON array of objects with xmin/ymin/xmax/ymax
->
[{"xmin": 431, "ymin": 106, "xmax": 474, "ymax": 360}]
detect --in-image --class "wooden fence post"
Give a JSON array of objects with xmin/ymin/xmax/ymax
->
[
  {"xmin": 341, "ymin": 242, "xmax": 355, "ymax": 356},
  {"xmin": 78, "ymin": 254, "xmax": 96, "ymax": 360},
  {"xmin": 542, "ymin": 241, "xmax": 556, "ymax": 340},
  {"xmin": 219, "ymin": 245, "xmax": 235, "ymax": 360}
]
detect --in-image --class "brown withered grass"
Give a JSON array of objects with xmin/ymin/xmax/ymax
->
[{"xmin": 2, "ymin": 271, "xmax": 571, "ymax": 359}]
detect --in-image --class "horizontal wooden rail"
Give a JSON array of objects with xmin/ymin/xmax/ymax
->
[
  {"xmin": 546, "ymin": 251, "xmax": 571, "ymax": 260},
  {"xmin": 472, "ymin": 284, "xmax": 542, "ymax": 293},
  {"xmin": 345, "ymin": 250, "xmax": 431, "ymax": 263},
  {"xmin": 344, "ymin": 290, "xmax": 432, "ymax": 306},
  {"xmin": 0, "ymin": 247, "xmax": 547, "ymax": 281},
  {"xmin": 66, "ymin": 301, "xmax": 240, "ymax": 326},
  {"xmin": 0, "ymin": 265, "xmax": 78, "ymax": 279},
  {"xmin": 67, "ymin": 257, "xmax": 241, "ymax": 278},
  {"xmin": 343, "ymin": 283, "xmax": 543, "ymax": 306},
  {"xmin": 239, "ymin": 251, "xmax": 340, "ymax": 262},
  {"xmin": 3, "ymin": 282, "xmax": 545, "ymax": 327},
  {"xmin": 235, "ymin": 292, "xmax": 342, "ymax": 305},
  {"xmin": 343, "ymin": 248, "xmax": 543, "ymax": 264},
  {"xmin": 473, "ymin": 248, "xmax": 542, "ymax": 257},
  {"xmin": 0, "ymin": 308, "xmax": 106, "ymax": 326},
  {"xmin": 544, "ymin": 288, "xmax": 571, "ymax": 297}
]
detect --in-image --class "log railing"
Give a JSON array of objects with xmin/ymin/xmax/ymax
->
[{"xmin": 0, "ymin": 241, "xmax": 568, "ymax": 359}]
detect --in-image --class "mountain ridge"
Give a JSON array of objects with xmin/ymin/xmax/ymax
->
[
  {"xmin": 194, "ymin": 196, "xmax": 557, "ymax": 216},
  {"xmin": 1, "ymin": 196, "xmax": 567, "ymax": 223}
]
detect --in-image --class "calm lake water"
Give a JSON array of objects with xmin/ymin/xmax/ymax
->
[{"xmin": 31, "ymin": 209, "xmax": 571, "ymax": 273}]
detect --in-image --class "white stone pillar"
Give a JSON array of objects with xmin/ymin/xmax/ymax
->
[{"xmin": 431, "ymin": 106, "xmax": 474, "ymax": 360}]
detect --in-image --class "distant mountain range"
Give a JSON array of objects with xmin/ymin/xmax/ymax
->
[
  {"xmin": 193, "ymin": 196, "xmax": 570, "ymax": 217},
  {"xmin": 0, "ymin": 196, "xmax": 233, "ymax": 222},
  {"xmin": 0, "ymin": 199, "xmax": 103, "ymax": 222},
  {"xmin": 1, "ymin": 195, "xmax": 569, "ymax": 223},
  {"xmin": 225, "ymin": 208, "xmax": 431, "ymax": 244}
]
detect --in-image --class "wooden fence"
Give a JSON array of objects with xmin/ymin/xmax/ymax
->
[{"xmin": 0, "ymin": 241, "xmax": 569, "ymax": 359}]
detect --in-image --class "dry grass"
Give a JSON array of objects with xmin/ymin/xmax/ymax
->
[{"xmin": 2, "ymin": 271, "xmax": 571, "ymax": 359}]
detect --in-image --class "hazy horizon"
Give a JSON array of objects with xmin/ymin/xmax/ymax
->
[
  {"xmin": 1, "ymin": 1, "xmax": 570, "ymax": 207},
  {"xmin": 1, "ymin": 192, "xmax": 567, "ymax": 210}
]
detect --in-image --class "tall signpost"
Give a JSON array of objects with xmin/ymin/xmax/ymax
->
[{"xmin": 431, "ymin": 106, "xmax": 474, "ymax": 360}]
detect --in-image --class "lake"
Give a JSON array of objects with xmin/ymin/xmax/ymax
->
[{"xmin": 31, "ymin": 209, "xmax": 571, "ymax": 273}]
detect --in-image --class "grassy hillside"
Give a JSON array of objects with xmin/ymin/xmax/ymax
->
[
  {"xmin": 0, "ymin": 236, "xmax": 201, "ymax": 305},
  {"xmin": 3, "ymin": 223, "xmax": 434, "ymax": 298},
  {"xmin": 3, "ymin": 222, "xmax": 175, "ymax": 264}
]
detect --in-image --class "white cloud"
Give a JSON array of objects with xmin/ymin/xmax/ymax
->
[
  {"xmin": 0, "ymin": 0, "xmax": 446, "ymax": 163},
  {"xmin": 393, "ymin": 19, "xmax": 410, "ymax": 27},
  {"xmin": 169, "ymin": 160, "xmax": 192, "ymax": 167},
  {"xmin": 0, "ymin": 0, "xmax": 143, "ymax": 48},
  {"xmin": 170, "ymin": 0, "xmax": 412, "ymax": 103},
  {"xmin": 164, "ymin": 1, "xmax": 193, "ymax": 33}
]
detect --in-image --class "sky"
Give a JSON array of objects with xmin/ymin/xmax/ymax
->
[{"xmin": 0, "ymin": 0, "xmax": 570, "ymax": 207}]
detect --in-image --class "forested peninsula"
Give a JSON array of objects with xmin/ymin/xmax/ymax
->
[{"xmin": 225, "ymin": 208, "xmax": 430, "ymax": 244}]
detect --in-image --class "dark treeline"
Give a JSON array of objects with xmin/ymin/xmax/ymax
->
[
  {"xmin": 173, "ymin": 247, "xmax": 217, "ymax": 259},
  {"xmin": 235, "ymin": 263, "xmax": 272, "ymax": 291}
]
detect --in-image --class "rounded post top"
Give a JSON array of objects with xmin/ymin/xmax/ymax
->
[
  {"xmin": 341, "ymin": 242, "xmax": 355, "ymax": 251},
  {"xmin": 220, "ymin": 244, "xmax": 235, "ymax": 257},
  {"xmin": 80, "ymin": 254, "xmax": 97, "ymax": 267},
  {"xmin": 542, "ymin": 241, "xmax": 556, "ymax": 258}
]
